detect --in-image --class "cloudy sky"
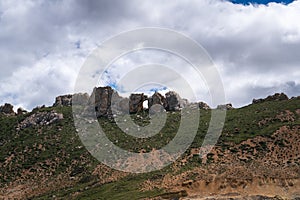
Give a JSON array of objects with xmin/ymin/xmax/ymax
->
[{"xmin": 0, "ymin": 0, "xmax": 299, "ymax": 110}]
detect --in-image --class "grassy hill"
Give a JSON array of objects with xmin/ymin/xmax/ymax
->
[{"xmin": 0, "ymin": 96, "xmax": 299, "ymax": 199}]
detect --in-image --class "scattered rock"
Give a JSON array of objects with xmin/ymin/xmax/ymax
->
[
  {"xmin": 253, "ymin": 93, "xmax": 289, "ymax": 104},
  {"xmin": 0, "ymin": 103, "xmax": 15, "ymax": 115},
  {"xmin": 17, "ymin": 111, "xmax": 63, "ymax": 130},
  {"xmin": 129, "ymin": 93, "xmax": 147, "ymax": 113}
]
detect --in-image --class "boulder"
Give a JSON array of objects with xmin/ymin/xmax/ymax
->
[
  {"xmin": 165, "ymin": 91, "xmax": 185, "ymax": 111},
  {"xmin": 0, "ymin": 103, "xmax": 15, "ymax": 115},
  {"xmin": 129, "ymin": 93, "xmax": 147, "ymax": 113},
  {"xmin": 253, "ymin": 93, "xmax": 289, "ymax": 104}
]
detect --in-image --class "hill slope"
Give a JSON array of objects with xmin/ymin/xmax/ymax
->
[{"xmin": 0, "ymin": 96, "xmax": 299, "ymax": 199}]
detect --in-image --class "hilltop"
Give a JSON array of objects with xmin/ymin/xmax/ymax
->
[{"xmin": 0, "ymin": 88, "xmax": 299, "ymax": 199}]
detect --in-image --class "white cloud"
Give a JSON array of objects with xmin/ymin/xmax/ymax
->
[{"xmin": 0, "ymin": 0, "xmax": 300, "ymax": 110}]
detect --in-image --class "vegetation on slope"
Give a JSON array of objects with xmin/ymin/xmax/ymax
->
[{"xmin": 0, "ymin": 97, "xmax": 299, "ymax": 199}]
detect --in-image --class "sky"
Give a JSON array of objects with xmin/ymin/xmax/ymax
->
[{"xmin": 0, "ymin": 0, "xmax": 299, "ymax": 110}]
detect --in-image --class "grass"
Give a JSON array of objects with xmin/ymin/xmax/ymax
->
[{"xmin": 0, "ymin": 97, "xmax": 299, "ymax": 199}]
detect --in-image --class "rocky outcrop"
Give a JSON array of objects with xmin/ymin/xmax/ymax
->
[
  {"xmin": 16, "ymin": 111, "xmax": 63, "ymax": 130},
  {"xmin": 53, "ymin": 94, "xmax": 72, "ymax": 106},
  {"xmin": 129, "ymin": 93, "xmax": 147, "ymax": 113},
  {"xmin": 54, "ymin": 93, "xmax": 90, "ymax": 107},
  {"xmin": 17, "ymin": 107, "xmax": 27, "ymax": 115},
  {"xmin": 253, "ymin": 93, "xmax": 289, "ymax": 104},
  {"xmin": 198, "ymin": 101, "xmax": 210, "ymax": 110},
  {"xmin": 0, "ymin": 103, "xmax": 15, "ymax": 115},
  {"xmin": 165, "ymin": 91, "xmax": 186, "ymax": 111},
  {"xmin": 88, "ymin": 86, "xmax": 116, "ymax": 117},
  {"xmin": 217, "ymin": 103, "xmax": 234, "ymax": 110},
  {"xmin": 148, "ymin": 92, "xmax": 167, "ymax": 110}
]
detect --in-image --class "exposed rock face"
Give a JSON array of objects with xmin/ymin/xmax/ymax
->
[
  {"xmin": 53, "ymin": 94, "xmax": 72, "ymax": 106},
  {"xmin": 54, "ymin": 93, "xmax": 90, "ymax": 107},
  {"xmin": 91, "ymin": 86, "xmax": 115, "ymax": 117},
  {"xmin": 253, "ymin": 93, "xmax": 289, "ymax": 104},
  {"xmin": 0, "ymin": 103, "xmax": 15, "ymax": 115},
  {"xmin": 217, "ymin": 103, "xmax": 234, "ymax": 110},
  {"xmin": 73, "ymin": 93, "xmax": 90, "ymax": 105},
  {"xmin": 17, "ymin": 107, "xmax": 27, "ymax": 115},
  {"xmin": 165, "ymin": 91, "xmax": 186, "ymax": 111},
  {"xmin": 198, "ymin": 102, "xmax": 210, "ymax": 110},
  {"xmin": 129, "ymin": 93, "xmax": 147, "ymax": 113},
  {"xmin": 16, "ymin": 111, "xmax": 63, "ymax": 130},
  {"xmin": 148, "ymin": 92, "xmax": 167, "ymax": 110}
]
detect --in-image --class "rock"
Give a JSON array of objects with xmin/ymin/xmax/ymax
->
[
  {"xmin": 88, "ymin": 86, "xmax": 116, "ymax": 117},
  {"xmin": 112, "ymin": 97, "xmax": 130, "ymax": 114},
  {"xmin": 148, "ymin": 92, "xmax": 167, "ymax": 110},
  {"xmin": 198, "ymin": 101, "xmax": 210, "ymax": 110},
  {"xmin": 217, "ymin": 103, "xmax": 234, "ymax": 110},
  {"xmin": 0, "ymin": 103, "xmax": 15, "ymax": 115},
  {"xmin": 53, "ymin": 94, "xmax": 72, "ymax": 106},
  {"xmin": 32, "ymin": 105, "xmax": 45, "ymax": 112},
  {"xmin": 253, "ymin": 93, "xmax": 289, "ymax": 104},
  {"xmin": 291, "ymin": 96, "xmax": 300, "ymax": 100},
  {"xmin": 165, "ymin": 91, "xmax": 185, "ymax": 111},
  {"xmin": 72, "ymin": 93, "xmax": 90, "ymax": 105},
  {"xmin": 17, "ymin": 107, "xmax": 27, "ymax": 115},
  {"xmin": 17, "ymin": 110, "xmax": 63, "ymax": 130},
  {"xmin": 54, "ymin": 93, "xmax": 90, "ymax": 107},
  {"xmin": 129, "ymin": 93, "xmax": 147, "ymax": 113}
]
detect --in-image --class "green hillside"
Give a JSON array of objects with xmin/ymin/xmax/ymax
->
[{"xmin": 0, "ymin": 97, "xmax": 299, "ymax": 199}]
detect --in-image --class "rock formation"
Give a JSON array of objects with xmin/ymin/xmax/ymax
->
[
  {"xmin": 165, "ymin": 91, "xmax": 186, "ymax": 111},
  {"xmin": 217, "ymin": 103, "xmax": 234, "ymax": 110},
  {"xmin": 0, "ymin": 103, "xmax": 15, "ymax": 115},
  {"xmin": 53, "ymin": 94, "xmax": 72, "ymax": 107},
  {"xmin": 198, "ymin": 101, "xmax": 210, "ymax": 110},
  {"xmin": 90, "ymin": 86, "xmax": 115, "ymax": 117},
  {"xmin": 17, "ymin": 107, "xmax": 27, "ymax": 115},
  {"xmin": 54, "ymin": 93, "xmax": 90, "ymax": 107},
  {"xmin": 253, "ymin": 93, "xmax": 289, "ymax": 104},
  {"xmin": 129, "ymin": 93, "xmax": 147, "ymax": 113},
  {"xmin": 148, "ymin": 92, "xmax": 167, "ymax": 110}
]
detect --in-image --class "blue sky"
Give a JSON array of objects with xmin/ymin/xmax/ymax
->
[{"xmin": 230, "ymin": 0, "xmax": 294, "ymax": 4}]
